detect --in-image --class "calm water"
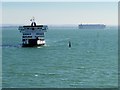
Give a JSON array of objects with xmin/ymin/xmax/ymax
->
[{"xmin": 2, "ymin": 26, "xmax": 118, "ymax": 88}]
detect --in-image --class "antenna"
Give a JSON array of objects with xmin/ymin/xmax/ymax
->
[
  {"xmin": 30, "ymin": 17, "xmax": 35, "ymax": 22},
  {"xmin": 32, "ymin": 16, "xmax": 35, "ymax": 22},
  {"xmin": 30, "ymin": 17, "xmax": 36, "ymax": 26}
]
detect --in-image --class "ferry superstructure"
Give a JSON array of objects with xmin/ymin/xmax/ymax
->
[{"xmin": 18, "ymin": 17, "xmax": 48, "ymax": 47}]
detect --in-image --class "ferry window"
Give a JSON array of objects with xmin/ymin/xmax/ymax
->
[
  {"xmin": 36, "ymin": 33, "xmax": 44, "ymax": 35},
  {"xmin": 36, "ymin": 33, "xmax": 39, "ymax": 35},
  {"xmin": 22, "ymin": 39, "xmax": 25, "ymax": 41},
  {"xmin": 23, "ymin": 36, "xmax": 25, "ymax": 38},
  {"xmin": 23, "ymin": 33, "xmax": 31, "ymax": 35},
  {"xmin": 28, "ymin": 36, "xmax": 32, "ymax": 38},
  {"xmin": 32, "ymin": 28, "xmax": 34, "ymax": 30}
]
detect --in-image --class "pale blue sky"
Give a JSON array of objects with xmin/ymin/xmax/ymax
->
[{"xmin": 2, "ymin": 2, "xmax": 118, "ymax": 25}]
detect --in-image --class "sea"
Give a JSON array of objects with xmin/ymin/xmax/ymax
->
[{"xmin": 1, "ymin": 25, "xmax": 118, "ymax": 88}]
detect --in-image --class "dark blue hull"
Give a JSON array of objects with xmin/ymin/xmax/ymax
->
[{"xmin": 22, "ymin": 44, "xmax": 45, "ymax": 47}]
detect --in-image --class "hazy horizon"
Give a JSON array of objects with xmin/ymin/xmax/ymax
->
[{"xmin": 0, "ymin": 23, "xmax": 118, "ymax": 26}]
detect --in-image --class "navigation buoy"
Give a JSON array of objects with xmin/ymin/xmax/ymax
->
[{"xmin": 68, "ymin": 41, "xmax": 71, "ymax": 48}]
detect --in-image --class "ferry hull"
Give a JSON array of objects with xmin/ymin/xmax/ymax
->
[
  {"xmin": 22, "ymin": 43, "xmax": 45, "ymax": 47},
  {"xmin": 22, "ymin": 39, "xmax": 45, "ymax": 47}
]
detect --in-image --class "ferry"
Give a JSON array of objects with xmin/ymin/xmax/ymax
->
[
  {"xmin": 78, "ymin": 24, "xmax": 106, "ymax": 29},
  {"xmin": 18, "ymin": 17, "xmax": 48, "ymax": 47}
]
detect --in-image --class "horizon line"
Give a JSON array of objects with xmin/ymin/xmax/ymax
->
[{"xmin": 0, "ymin": 23, "xmax": 118, "ymax": 26}]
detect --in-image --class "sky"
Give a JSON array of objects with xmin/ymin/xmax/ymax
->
[{"xmin": 2, "ymin": 2, "xmax": 118, "ymax": 25}]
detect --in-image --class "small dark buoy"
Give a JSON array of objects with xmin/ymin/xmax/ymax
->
[{"xmin": 68, "ymin": 41, "xmax": 71, "ymax": 48}]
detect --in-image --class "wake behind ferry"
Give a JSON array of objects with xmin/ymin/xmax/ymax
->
[{"xmin": 18, "ymin": 17, "xmax": 48, "ymax": 47}]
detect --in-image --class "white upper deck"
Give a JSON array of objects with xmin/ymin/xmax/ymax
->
[{"xmin": 18, "ymin": 17, "xmax": 48, "ymax": 33}]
